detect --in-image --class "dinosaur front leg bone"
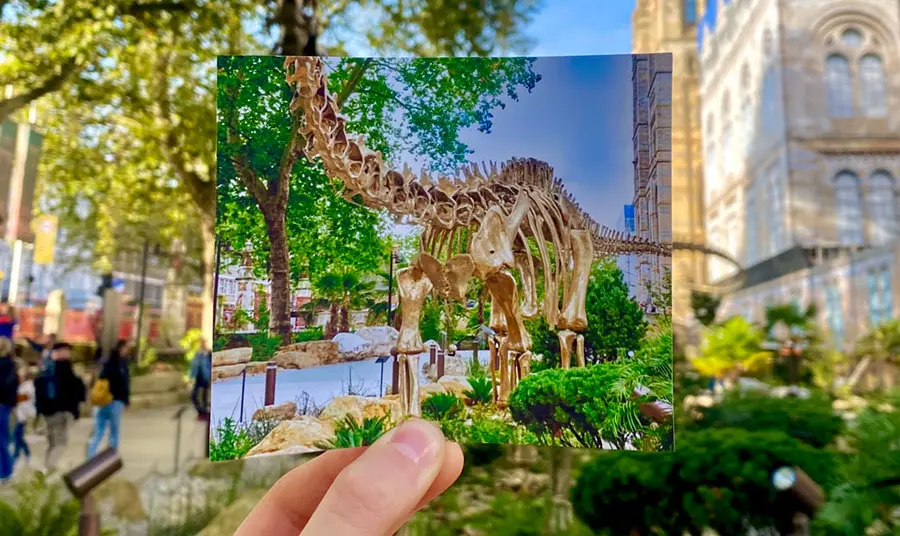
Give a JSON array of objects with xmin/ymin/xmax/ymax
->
[
  {"xmin": 575, "ymin": 334, "xmax": 586, "ymax": 368},
  {"xmin": 558, "ymin": 329, "xmax": 576, "ymax": 370},
  {"xmin": 498, "ymin": 340, "xmax": 512, "ymax": 407},
  {"xmin": 396, "ymin": 265, "xmax": 433, "ymax": 418}
]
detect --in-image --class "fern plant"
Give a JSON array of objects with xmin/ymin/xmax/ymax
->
[
  {"xmin": 464, "ymin": 375, "xmax": 494, "ymax": 405},
  {"xmin": 209, "ymin": 418, "xmax": 256, "ymax": 461},
  {"xmin": 422, "ymin": 392, "xmax": 465, "ymax": 421},
  {"xmin": 319, "ymin": 415, "xmax": 389, "ymax": 449}
]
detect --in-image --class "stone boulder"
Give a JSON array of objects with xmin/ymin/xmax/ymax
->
[
  {"xmin": 197, "ymin": 488, "xmax": 269, "ymax": 536},
  {"xmin": 213, "ymin": 347, "xmax": 252, "ymax": 367},
  {"xmin": 438, "ymin": 375, "xmax": 473, "ymax": 399},
  {"xmin": 418, "ymin": 383, "xmax": 447, "ymax": 399},
  {"xmin": 423, "ymin": 355, "xmax": 469, "ymax": 381},
  {"xmin": 333, "ymin": 332, "xmax": 372, "ymax": 360},
  {"xmin": 274, "ymin": 340, "xmax": 339, "ymax": 370},
  {"xmin": 246, "ymin": 416, "xmax": 334, "ymax": 456},
  {"xmin": 132, "ymin": 371, "xmax": 185, "ymax": 394},
  {"xmin": 319, "ymin": 395, "xmax": 402, "ymax": 424},
  {"xmin": 252, "ymin": 401, "xmax": 297, "ymax": 422},
  {"xmin": 355, "ymin": 326, "xmax": 399, "ymax": 357},
  {"xmin": 246, "ymin": 445, "xmax": 321, "ymax": 458},
  {"xmin": 244, "ymin": 362, "xmax": 268, "ymax": 375}
]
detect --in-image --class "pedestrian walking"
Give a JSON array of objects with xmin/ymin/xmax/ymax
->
[
  {"xmin": 86, "ymin": 340, "xmax": 130, "ymax": 458},
  {"xmin": 12, "ymin": 365, "xmax": 36, "ymax": 468},
  {"xmin": 0, "ymin": 336, "xmax": 19, "ymax": 482},
  {"xmin": 189, "ymin": 339, "xmax": 212, "ymax": 419},
  {"xmin": 34, "ymin": 342, "xmax": 85, "ymax": 473}
]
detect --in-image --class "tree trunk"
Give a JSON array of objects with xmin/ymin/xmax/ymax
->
[
  {"xmin": 326, "ymin": 303, "xmax": 339, "ymax": 339},
  {"xmin": 200, "ymin": 208, "xmax": 216, "ymax": 345},
  {"xmin": 339, "ymin": 305, "xmax": 350, "ymax": 333},
  {"xmin": 266, "ymin": 212, "xmax": 292, "ymax": 345}
]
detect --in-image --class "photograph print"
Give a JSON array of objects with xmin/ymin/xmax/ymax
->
[{"xmin": 212, "ymin": 53, "xmax": 674, "ymax": 460}]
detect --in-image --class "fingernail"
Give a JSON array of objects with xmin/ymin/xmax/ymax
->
[{"xmin": 388, "ymin": 419, "xmax": 444, "ymax": 466}]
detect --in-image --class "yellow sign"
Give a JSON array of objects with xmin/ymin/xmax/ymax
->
[{"xmin": 32, "ymin": 215, "xmax": 58, "ymax": 265}]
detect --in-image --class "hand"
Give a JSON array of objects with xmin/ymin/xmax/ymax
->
[{"xmin": 235, "ymin": 418, "xmax": 464, "ymax": 536}]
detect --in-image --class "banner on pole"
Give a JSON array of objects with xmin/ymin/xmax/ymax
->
[{"xmin": 32, "ymin": 215, "xmax": 57, "ymax": 265}]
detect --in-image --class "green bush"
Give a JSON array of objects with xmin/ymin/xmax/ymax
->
[
  {"xmin": 319, "ymin": 415, "xmax": 389, "ymax": 449},
  {"xmin": 247, "ymin": 332, "xmax": 283, "ymax": 362},
  {"xmin": 209, "ymin": 418, "xmax": 257, "ymax": 461},
  {"xmin": 0, "ymin": 472, "xmax": 116, "ymax": 536},
  {"xmin": 508, "ymin": 363, "xmax": 647, "ymax": 449},
  {"xmin": 422, "ymin": 392, "xmax": 465, "ymax": 421},
  {"xmin": 572, "ymin": 428, "xmax": 840, "ymax": 535},
  {"xmin": 688, "ymin": 390, "xmax": 844, "ymax": 448},
  {"xmin": 293, "ymin": 326, "xmax": 324, "ymax": 342},
  {"xmin": 440, "ymin": 416, "xmax": 537, "ymax": 445},
  {"xmin": 464, "ymin": 375, "xmax": 494, "ymax": 405}
]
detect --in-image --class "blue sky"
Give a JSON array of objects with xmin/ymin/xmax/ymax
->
[{"xmin": 526, "ymin": 0, "xmax": 635, "ymax": 58}]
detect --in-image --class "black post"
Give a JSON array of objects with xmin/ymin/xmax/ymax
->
[
  {"xmin": 134, "ymin": 240, "xmax": 150, "ymax": 361},
  {"xmin": 380, "ymin": 360, "xmax": 385, "ymax": 397},
  {"xmin": 387, "ymin": 248, "xmax": 395, "ymax": 326},
  {"xmin": 212, "ymin": 240, "xmax": 222, "ymax": 335},
  {"xmin": 239, "ymin": 366, "xmax": 247, "ymax": 423}
]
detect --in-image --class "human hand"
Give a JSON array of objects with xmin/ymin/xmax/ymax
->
[{"xmin": 235, "ymin": 418, "xmax": 464, "ymax": 536}]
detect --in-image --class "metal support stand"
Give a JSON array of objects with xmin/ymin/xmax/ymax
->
[
  {"xmin": 264, "ymin": 361, "xmax": 277, "ymax": 406},
  {"xmin": 78, "ymin": 495, "xmax": 100, "ymax": 536}
]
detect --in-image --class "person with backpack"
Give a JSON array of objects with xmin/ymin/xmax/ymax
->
[
  {"xmin": 86, "ymin": 340, "xmax": 130, "ymax": 458},
  {"xmin": 0, "ymin": 336, "xmax": 19, "ymax": 482},
  {"xmin": 35, "ymin": 342, "xmax": 85, "ymax": 473},
  {"xmin": 189, "ymin": 339, "xmax": 212, "ymax": 419}
]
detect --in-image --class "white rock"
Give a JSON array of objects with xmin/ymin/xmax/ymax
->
[
  {"xmin": 333, "ymin": 332, "xmax": 371, "ymax": 357},
  {"xmin": 355, "ymin": 326, "xmax": 399, "ymax": 356}
]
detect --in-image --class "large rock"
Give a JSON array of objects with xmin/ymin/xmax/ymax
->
[
  {"xmin": 252, "ymin": 401, "xmax": 297, "ymax": 422},
  {"xmin": 419, "ymin": 383, "xmax": 447, "ymax": 400},
  {"xmin": 319, "ymin": 395, "xmax": 402, "ymax": 425},
  {"xmin": 438, "ymin": 375, "xmax": 473, "ymax": 398},
  {"xmin": 213, "ymin": 347, "xmax": 252, "ymax": 367},
  {"xmin": 131, "ymin": 371, "xmax": 185, "ymax": 394},
  {"xmin": 423, "ymin": 354, "xmax": 469, "ymax": 380},
  {"xmin": 196, "ymin": 488, "xmax": 269, "ymax": 536},
  {"xmin": 246, "ymin": 445, "xmax": 321, "ymax": 458},
  {"xmin": 246, "ymin": 416, "xmax": 334, "ymax": 456},
  {"xmin": 355, "ymin": 326, "xmax": 399, "ymax": 357},
  {"xmin": 95, "ymin": 478, "xmax": 147, "ymax": 522},
  {"xmin": 274, "ymin": 340, "xmax": 339, "ymax": 369},
  {"xmin": 333, "ymin": 332, "xmax": 372, "ymax": 360},
  {"xmin": 212, "ymin": 364, "xmax": 248, "ymax": 381},
  {"xmin": 129, "ymin": 390, "xmax": 190, "ymax": 411}
]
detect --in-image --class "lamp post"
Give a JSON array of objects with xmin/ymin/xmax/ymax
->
[{"xmin": 387, "ymin": 245, "xmax": 399, "ymax": 327}]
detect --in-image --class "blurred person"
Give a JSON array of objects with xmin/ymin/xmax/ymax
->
[
  {"xmin": 235, "ymin": 419, "xmax": 464, "ymax": 536},
  {"xmin": 12, "ymin": 365, "xmax": 36, "ymax": 468},
  {"xmin": 26, "ymin": 333, "xmax": 57, "ymax": 368},
  {"xmin": 189, "ymin": 339, "xmax": 212, "ymax": 419},
  {"xmin": 34, "ymin": 342, "xmax": 85, "ymax": 473},
  {"xmin": 0, "ymin": 336, "xmax": 18, "ymax": 482},
  {"xmin": 86, "ymin": 340, "xmax": 130, "ymax": 458},
  {"xmin": 0, "ymin": 303, "xmax": 16, "ymax": 340}
]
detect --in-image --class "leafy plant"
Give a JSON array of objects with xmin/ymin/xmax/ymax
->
[
  {"xmin": 464, "ymin": 375, "xmax": 494, "ymax": 405},
  {"xmin": 179, "ymin": 328, "xmax": 204, "ymax": 363},
  {"xmin": 209, "ymin": 418, "xmax": 256, "ymax": 461},
  {"xmin": 293, "ymin": 326, "xmax": 324, "ymax": 343},
  {"xmin": 0, "ymin": 472, "xmax": 115, "ymax": 536},
  {"xmin": 692, "ymin": 316, "xmax": 773, "ymax": 379},
  {"xmin": 319, "ymin": 415, "xmax": 389, "ymax": 449},
  {"xmin": 441, "ymin": 416, "xmax": 537, "ymax": 446},
  {"xmin": 422, "ymin": 392, "xmax": 465, "ymax": 421},
  {"xmin": 247, "ymin": 332, "xmax": 283, "ymax": 362}
]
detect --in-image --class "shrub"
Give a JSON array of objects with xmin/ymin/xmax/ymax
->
[
  {"xmin": 247, "ymin": 332, "xmax": 283, "ymax": 362},
  {"xmin": 293, "ymin": 326, "xmax": 324, "ymax": 343},
  {"xmin": 572, "ymin": 428, "xmax": 840, "ymax": 535},
  {"xmin": 687, "ymin": 390, "xmax": 844, "ymax": 449},
  {"xmin": 319, "ymin": 415, "xmax": 389, "ymax": 449},
  {"xmin": 441, "ymin": 416, "xmax": 537, "ymax": 445},
  {"xmin": 508, "ymin": 363, "xmax": 648, "ymax": 449},
  {"xmin": 422, "ymin": 392, "xmax": 465, "ymax": 421},
  {"xmin": 0, "ymin": 472, "xmax": 116, "ymax": 536},
  {"xmin": 179, "ymin": 328, "xmax": 204, "ymax": 363},
  {"xmin": 464, "ymin": 375, "xmax": 494, "ymax": 405},
  {"xmin": 209, "ymin": 418, "xmax": 257, "ymax": 461}
]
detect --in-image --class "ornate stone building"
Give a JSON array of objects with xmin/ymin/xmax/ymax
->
[
  {"xmin": 633, "ymin": 0, "xmax": 708, "ymax": 323},
  {"xmin": 632, "ymin": 54, "xmax": 674, "ymax": 312},
  {"xmin": 698, "ymin": 0, "xmax": 900, "ymax": 347}
]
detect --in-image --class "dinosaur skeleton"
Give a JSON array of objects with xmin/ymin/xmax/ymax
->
[{"xmin": 284, "ymin": 57, "xmax": 672, "ymax": 417}]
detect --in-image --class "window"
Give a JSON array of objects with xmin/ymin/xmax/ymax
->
[
  {"xmin": 825, "ymin": 283, "xmax": 844, "ymax": 346},
  {"xmin": 740, "ymin": 64, "xmax": 753, "ymax": 152},
  {"xmin": 826, "ymin": 55, "xmax": 854, "ymax": 117},
  {"xmin": 761, "ymin": 67, "xmax": 778, "ymax": 133},
  {"xmin": 868, "ymin": 171, "xmax": 896, "ymax": 245},
  {"xmin": 842, "ymin": 28, "xmax": 862, "ymax": 48},
  {"xmin": 721, "ymin": 93, "xmax": 732, "ymax": 175},
  {"xmin": 684, "ymin": 0, "xmax": 697, "ymax": 24},
  {"xmin": 868, "ymin": 266, "xmax": 893, "ymax": 326},
  {"xmin": 834, "ymin": 171, "xmax": 864, "ymax": 245},
  {"xmin": 859, "ymin": 54, "xmax": 887, "ymax": 117},
  {"xmin": 746, "ymin": 190, "xmax": 758, "ymax": 265},
  {"xmin": 768, "ymin": 165, "xmax": 784, "ymax": 254}
]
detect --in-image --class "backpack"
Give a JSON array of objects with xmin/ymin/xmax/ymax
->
[
  {"xmin": 34, "ymin": 365, "xmax": 59, "ymax": 414},
  {"xmin": 90, "ymin": 378, "xmax": 113, "ymax": 407}
]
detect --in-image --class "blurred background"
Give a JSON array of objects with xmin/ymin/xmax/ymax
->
[{"xmin": 1, "ymin": 0, "xmax": 898, "ymax": 534}]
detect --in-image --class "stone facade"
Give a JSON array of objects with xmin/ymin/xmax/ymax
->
[
  {"xmin": 698, "ymin": 0, "xmax": 900, "ymax": 346},
  {"xmin": 633, "ymin": 0, "xmax": 708, "ymax": 323}
]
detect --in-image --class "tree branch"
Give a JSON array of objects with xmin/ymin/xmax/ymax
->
[
  {"xmin": 335, "ymin": 58, "xmax": 373, "ymax": 108},
  {"xmin": 0, "ymin": 57, "xmax": 77, "ymax": 123}
]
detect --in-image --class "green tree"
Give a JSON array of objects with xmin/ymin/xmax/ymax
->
[
  {"xmin": 217, "ymin": 56, "xmax": 541, "ymax": 342},
  {"xmin": 583, "ymin": 259, "xmax": 647, "ymax": 361},
  {"xmin": 309, "ymin": 270, "xmax": 380, "ymax": 338},
  {"xmin": 690, "ymin": 290, "xmax": 721, "ymax": 327},
  {"xmin": 692, "ymin": 317, "xmax": 772, "ymax": 381}
]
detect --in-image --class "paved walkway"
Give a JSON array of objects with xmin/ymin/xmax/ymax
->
[{"xmin": 8, "ymin": 405, "xmax": 209, "ymax": 483}]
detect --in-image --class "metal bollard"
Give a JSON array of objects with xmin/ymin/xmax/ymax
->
[
  {"xmin": 429, "ymin": 344, "xmax": 436, "ymax": 366},
  {"xmin": 264, "ymin": 361, "xmax": 277, "ymax": 406},
  {"xmin": 437, "ymin": 349, "xmax": 445, "ymax": 379}
]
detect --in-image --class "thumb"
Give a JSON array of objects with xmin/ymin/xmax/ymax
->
[{"xmin": 300, "ymin": 418, "xmax": 447, "ymax": 536}]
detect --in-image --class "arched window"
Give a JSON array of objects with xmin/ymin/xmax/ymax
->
[
  {"xmin": 841, "ymin": 28, "xmax": 862, "ymax": 47},
  {"xmin": 761, "ymin": 66, "xmax": 778, "ymax": 133},
  {"xmin": 859, "ymin": 54, "xmax": 887, "ymax": 117},
  {"xmin": 868, "ymin": 171, "xmax": 896, "ymax": 245},
  {"xmin": 721, "ymin": 93, "xmax": 732, "ymax": 173},
  {"xmin": 826, "ymin": 54, "xmax": 853, "ymax": 117},
  {"xmin": 834, "ymin": 171, "xmax": 864, "ymax": 245},
  {"xmin": 741, "ymin": 64, "xmax": 753, "ymax": 152}
]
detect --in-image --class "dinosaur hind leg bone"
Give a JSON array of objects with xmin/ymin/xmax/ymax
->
[
  {"xmin": 558, "ymin": 229, "xmax": 593, "ymax": 368},
  {"xmin": 485, "ymin": 270, "xmax": 531, "ymax": 405},
  {"xmin": 395, "ymin": 264, "xmax": 434, "ymax": 417}
]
